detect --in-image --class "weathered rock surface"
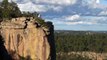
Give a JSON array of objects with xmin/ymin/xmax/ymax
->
[
  {"xmin": 0, "ymin": 17, "xmax": 51, "ymax": 60},
  {"xmin": 57, "ymin": 52, "xmax": 107, "ymax": 60}
]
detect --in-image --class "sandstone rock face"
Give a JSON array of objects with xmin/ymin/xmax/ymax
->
[
  {"xmin": 58, "ymin": 52, "xmax": 107, "ymax": 60},
  {"xmin": 0, "ymin": 17, "xmax": 50, "ymax": 60}
]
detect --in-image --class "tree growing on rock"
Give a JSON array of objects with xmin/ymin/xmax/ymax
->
[{"xmin": 0, "ymin": 0, "xmax": 21, "ymax": 20}]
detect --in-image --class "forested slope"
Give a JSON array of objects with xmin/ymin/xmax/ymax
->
[{"xmin": 55, "ymin": 31, "xmax": 107, "ymax": 60}]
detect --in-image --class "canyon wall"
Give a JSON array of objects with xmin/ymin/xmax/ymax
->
[{"xmin": 0, "ymin": 17, "xmax": 54, "ymax": 60}]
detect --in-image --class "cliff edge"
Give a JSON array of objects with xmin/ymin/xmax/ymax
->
[{"xmin": 0, "ymin": 17, "xmax": 53, "ymax": 60}]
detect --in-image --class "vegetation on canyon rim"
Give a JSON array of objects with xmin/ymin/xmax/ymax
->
[{"xmin": 0, "ymin": 0, "xmax": 47, "ymax": 27}]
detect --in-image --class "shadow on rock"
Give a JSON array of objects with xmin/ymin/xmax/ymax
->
[{"xmin": 0, "ymin": 35, "xmax": 12, "ymax": 60}]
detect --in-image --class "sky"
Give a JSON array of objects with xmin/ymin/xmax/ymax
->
[{"xmin": 2, "ymin": 0, "xmax": 107, "ymax": 31}]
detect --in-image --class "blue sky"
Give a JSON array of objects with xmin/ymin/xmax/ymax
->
[
  {"xmin": 4, "ymin": 0, "xmax": 107, "ymax": 31},
  {"xmin": 101, "ymin": 0, "xmax": 107, "ymax": 5}
]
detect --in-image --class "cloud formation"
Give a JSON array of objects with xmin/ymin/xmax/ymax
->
[
  {"xmin": 46, "ymin": 15, "xmax": 107, "ymax": 25},
  {"xmin": 0, "ymin": 0, "xmax": 107, "ymax": 30},
  {"xmin": 9, "ymin": 0, "xmax": 77, "ymax": 5},
  {"xmin": 18, "ymin": 2, "xmax": 48, "ymax": 12},
  {"xmin": 1, "ymin": 0, "xmax": 103, "ymax": 17},
  {"xmin": 65, "ymin": 15, "xmax": 80, "ymax": 21}
]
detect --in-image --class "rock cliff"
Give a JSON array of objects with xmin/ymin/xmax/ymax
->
[{"xmin": 0, "ymin": 17, "xmax": 53, "ymax": 60}]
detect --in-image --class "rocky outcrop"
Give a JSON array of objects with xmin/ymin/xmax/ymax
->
[
  {"xmin": 57, "ymin": 52, "xmax": 107, "ymax": 60},
  {"xmin": 0, "ymin": 17, "xmax": 51, "ymax": 60}
]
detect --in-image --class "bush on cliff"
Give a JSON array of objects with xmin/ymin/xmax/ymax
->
[
  {"xmin": 0, "ymin": 0, "xmax": 39, "ymax": 20},
  {"xmin": 0, "ymin": 0, "xmax": 48, "ymax": 28},
  {"xmin": 0, "ymin": 0, "xmax": 21, "ymax": 19}
]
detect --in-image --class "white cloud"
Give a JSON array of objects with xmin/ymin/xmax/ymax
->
[
  {"xmin": 18, "ymin": 2, "xmax": 63, "ymax": 12},
  {"xmin": 52, "ymin": 6, "xmax": 62, "ymax": 12},
  {"xmin": 32, "ymin": 0, "xmax": 77, "ymax": 5},
  {"xmin": 65, "ymin": 15, "xmax": 80, "ymax": 21},
  {"xmin": 65, "ymin": 21, "xmax": 94, "ymax": 25},
  {"xmin": 96, "ymin": 0, "xmax": 100, "ymax": 3},
  {"xmin": 99, "ymin": 10, "xmax": 107, "ymax": 15},
  {"xmin": 45, "ymin": 16, "xmax": 107, "ymax": 25},
  {"xmin": 8, "ymin": 0, "xmax": 77, "ymax": 6},
  {"xmin": 81, "ymin": 0, "xmax": 106, "ymax": 9},
  {"xmin": 82, "ymin": 0, "xmax": 98, "ymax": 5},
  {"xmin": 18, "ymin": 2, "xmax": 49, "ymax": 12},
  {"xmin": 16, "ymin": 0, "xmax": 77, "ymax": 12},
  {"xmin": 18, "ymin": 2, "xmax": 52, "ymax": 12},
  {"xmin": 3, "ymin": 0, "xmax": 106, "ymax": 16}
]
